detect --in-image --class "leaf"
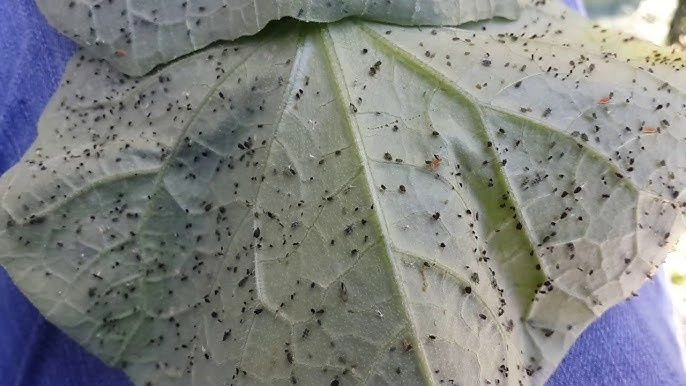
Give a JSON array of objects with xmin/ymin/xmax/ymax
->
[
  {"xmin": 2, "ymin": 2, "xmax": 685, "ymax": 385},
  {"xmin": 36, "ymin": 0, "xmax": 519, "ymax": 77}
]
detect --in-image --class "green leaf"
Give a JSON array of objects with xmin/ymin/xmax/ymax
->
[
  {"xmin": 2, "ymin": 2, "xmax": 685, "ymax": 385},
  {"xmin": 36, "ymin": 0, "xmax": 519, "ymax": 76}
]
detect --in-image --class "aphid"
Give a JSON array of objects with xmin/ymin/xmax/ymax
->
[
  {"xmin": 597, "ymin": 92, "xmax": 613, "ymax": 105},
  {"xmin": 114, "ymin": 49, "xmax": 128, "ymax": 57},
  {"xmin": 428, "ymin": 154, "xmax": 442, "ymax": 171},
  {"xmin": 401, "ymin": 339, "xmax": 412, "ymax": 352},
  {"xmin": 368, "ymin": 60, "xmax": 382, "ymax": 76},
  {"xmin": 339, "ymin": 282, "xmax": 348, "ymax": 302}
]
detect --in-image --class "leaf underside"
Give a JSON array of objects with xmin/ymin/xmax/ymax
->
[
  {"xmin": 36, "ymin": 0, "xmax": 519, "ymax": 76},
  {"xmin": 2, "ymin": 2, "xmax": 686, "ymax": 385}
]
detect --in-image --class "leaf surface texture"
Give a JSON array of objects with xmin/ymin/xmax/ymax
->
[
  {"xmin": 37, "ymin": 0, "xmax": 519, "ymax": 75},
  {"xmin": 1, "ymin": 2, "xmax": 685, "ymax": 385}
]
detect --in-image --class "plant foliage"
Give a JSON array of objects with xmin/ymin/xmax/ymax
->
[{"xmin": 1, "ymin": 1, "xmax": 685, "ymax": 385}]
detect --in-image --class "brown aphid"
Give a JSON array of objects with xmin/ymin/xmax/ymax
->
[
  {"xmin": 428, "ymin": 154, "xmax": 442, "ymax": 171},
  {"xmin": 401, "ymin": 338, "xmax": 413, "ymax": 352},
  {"xmin": 597, "ymin": 95, "xmax": 611, "ymax": 105},
  {"xmin": 642, "ymin": 126, "xmax": 657, "ymax": 134}
]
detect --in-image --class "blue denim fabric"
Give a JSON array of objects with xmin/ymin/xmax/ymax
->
[
  {"xmin": 0, "ymin": 0, "xmax": 683, "ymax": 385},
  {"xmin": 563, "ymin": 0, "xmax": 588, "ymax": 16}
]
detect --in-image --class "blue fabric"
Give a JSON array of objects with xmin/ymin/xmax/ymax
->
[
  {"xmin": 0, "ymin": 0, "xmax": 684, "ymax": 385},
  {"xmin": 562, "ymin": 0, "xmax": 588, "ymax": 16}
]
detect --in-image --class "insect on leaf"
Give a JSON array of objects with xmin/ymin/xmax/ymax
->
[
  {"xmin": 1, "ymin": 1, "xmax": 685, "ymax": 385},
  {"xmin": 36, "ymin": 0, "xmax": 520, "ymax": 76}
]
